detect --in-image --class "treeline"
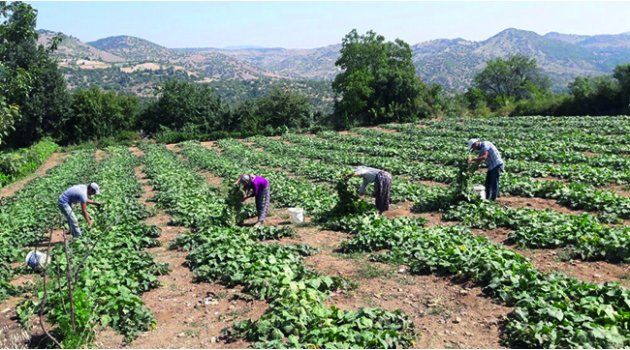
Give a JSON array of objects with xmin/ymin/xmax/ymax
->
[
  {"xmin": 464, "ymin": 54, "xmax": 630, "ymax": 117},
  {"xmin": 1, "ymin": 2, "xmax": 629, "ymax": 150}
]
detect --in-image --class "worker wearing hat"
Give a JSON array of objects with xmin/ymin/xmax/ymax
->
[
  {"xmin": 58, "ymin": 182, "xmax": 102, "ymax": 237},
  {"xmin": 467, "ymin": 139, "xmax": 504, "ymax": 201}
]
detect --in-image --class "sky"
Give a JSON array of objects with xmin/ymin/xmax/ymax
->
[{"xmin": 30, "ymin": 1, "xmax": 630, "ymax": 49}]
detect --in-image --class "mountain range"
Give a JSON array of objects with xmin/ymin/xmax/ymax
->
[{"xmin": 37, "ymin": 28, "xmax": 630, "ymax": 94}]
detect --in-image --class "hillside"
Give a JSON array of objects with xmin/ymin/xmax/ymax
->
[
  {"xmin": 88, "ymin": 35, "xmax": 174, "ymax": 62},
  {"xmin": 36, "ymin": 30, "xmax": 124, "ymax": 63},
  {"xmin": 39, "ymin": 28, "xmax": 630, "ymax": 93}
]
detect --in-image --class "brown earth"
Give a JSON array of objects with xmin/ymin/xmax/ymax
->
[
  {"xmin": 253, "ymin": 210, "xmax": 510, "ymax": 349},
  {"xmin": 0, "ymin": 152, "xmax": 66, "ymax": 198},
  {"xmin": 94, "ymin": 148, "xmax": 266, "ymax": 348},
  {"xmin": 418, "ymin": 180, "xmax": 449, "ymax": 188},
  {"xmin": 94, "ymin": 149, "xmax": 106, "ymax": 162},
  {"xmin": 199, "ymin": 170, "xmax": 225, "ymax": 188},
  {"xmin": 608, "ymin": 184, "xmax": 630, "ymax": 198},
  {"xmin": 366, "ymin": 126, "xmax": 399, "ymax": 134},
  {"xmin": 497, "ymin": 196, "xmax": 586, "ymax": 215},
  {"xmin": 469, "ymin": 228, "xmax": 629, "ymax": 287},
  {"xmin": 0, "ymin": 297, "xmax": 30, "ymax": 348}
]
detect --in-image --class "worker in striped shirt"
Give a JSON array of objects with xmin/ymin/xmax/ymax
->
[{"xmin": 467, "ymin": 139, "xmax": 504, "ymax": 201}]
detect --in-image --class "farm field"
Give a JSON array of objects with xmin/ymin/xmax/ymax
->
[{"xmin": 0, "ymin": 116, "xmax": 628, "ymax": 348}]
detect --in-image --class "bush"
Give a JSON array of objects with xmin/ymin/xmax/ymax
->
[
  {"xmin": 0, "ymin": 138, "xmax": 58, "ymax": 186},
  {"xmin": 58, "ymin": 87, "xmax": 140, "ymax": 145}
]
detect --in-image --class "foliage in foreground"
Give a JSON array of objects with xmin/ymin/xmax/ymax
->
[
  {"xmin": 142, "ymin": 143, "xmax": 417, "ymax": 348},
  {"xmin": 332, "ymin": 214, "xmax": 628, "ymax": 348},
  {"xmin": 0, "ymin": 138, "xmax": 58, "ymax": 187}
]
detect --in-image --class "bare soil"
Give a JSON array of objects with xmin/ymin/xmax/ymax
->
[
  {"xmin": 94, "ymin": 149, "xmax": 266, "ymax": 348},
  {"xmin": 0, "ymin": 297, "xmax": 29, "ymax": 348},
  {"xmin": 497, "ymin": 196, "xmax": 586, "ymax": 215},
  {"xmin": 366, "ymin": 126, "xmax": 399, "ymax": 134},
  {"xmin": 469, "ymin": 228, "xmax": 629, "ymax": 287},
  {"xmin": 608, "ymin": 184, "xmax": 630, "ymax": 198},
  {"xmin": 0, "ymin": 153, "xmax": 66, "ymax": 198},
  {"xmin": 418, "ymin": 180, "xmax": 449, "ymax": 188},
  {"xmin": 94, "ymin": 149, "xmax": 106, "ymax": 162},
  {"xmin": 255, "ymin": 210, "xmax": 510, "ymax": 348},
  {"xmin": 199, "ymin": 170, "xmax": 225, "ymax": 188}
]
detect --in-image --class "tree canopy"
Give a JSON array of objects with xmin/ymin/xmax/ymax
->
[
  {"xmin": 469, "ymin": 54, "xmax": 550, "ymax": 110},
  {"xmin": 332, "ymin": 30, "xmax": 429, "ymax": 129}
]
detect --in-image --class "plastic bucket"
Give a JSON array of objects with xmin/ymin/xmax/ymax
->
[
  {"xmin": 287, "ymin": 208, "xmax": 304, "ymax": 224},
  {"xmin": 26, "ymin": 251, "xmax": 49, "ymax": 271},
  {"xmin": 473, "ymin": 185, "xmax": 486, "ymax": 200}
]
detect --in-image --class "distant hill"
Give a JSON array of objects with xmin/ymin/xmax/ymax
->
[
  {"xmin": 38, "ymin": 28, "xmax": 630, "ymax": 94},
  {"xmin": 37, "ymin": 30, "xmax": 124, "ymax": 62},
  {"xmin": 88, "ymin": 35, "xmax": 174, "ymax": 62}
]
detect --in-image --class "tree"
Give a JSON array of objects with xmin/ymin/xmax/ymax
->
[
  {"xmin": 255, "ymin": 87, "xmax": 314, "ymax": 129},
  {"xmin": 142, "ymin": 80, "xmax": 228, "ymax": 133},
  {"xmin": 471, "ymin": 54, "xmax": 550, "ymax": 109},
  {"xmin": 332, "ymin": 30, "xmax": 428, "ymax": 129},
  {"xmin": 613, "ymin": 64, "xmax": 630, "ymax": 112},
  {"xmin": 567, "ymin": 75, "xmax": 620, "ymax": 115},
  {"xmin": 0, "ymin": 1, "xmax": 70, "ymax": 147},
  {"xmin": 57, "ymin": 87, "xmax": 139, "ymax": 144}
]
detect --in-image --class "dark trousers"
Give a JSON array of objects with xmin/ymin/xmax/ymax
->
[{"xmin": 485, "ymin": 165, "xmax": 503, "ymax": 201}]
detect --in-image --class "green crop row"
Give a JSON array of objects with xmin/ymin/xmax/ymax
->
[
  {"xmin": 265, "ymin": 132, "xmax": 628, "ymax": 219},
  {"xmin": 0, "ymin": 151, "xmax": 96, "ymax": 301},
  {"xmin": 20, "ymin": 148, "xmax": 168, "ymax": 347},
  {"xmin": 314, "ymin": 130, "xmax": 629, "ymax": 186},
  {"xmin": 215, "ymin": 137, "xmax": 629, "ymax": 265},
  {"xmin": 227, "ymin": 137, "xmax": 451, "ymax": 204},
  {"xmin": 0, "ymin": 138, "xmax": 60, "ymax": 188},
  {"xmin": 443, "ymin": 201, "xmax": 629, "ymax": 263},
  {"xmin": 141, "ymin": 143, "xmax": 417, "ymax": 348},
  {"xmin": 326, "ymin": 214, "xmax": 629, "ymax": 348},
  {"xmin": 179, "ymin": 141, "xmax": 338, "ymax": 216}
]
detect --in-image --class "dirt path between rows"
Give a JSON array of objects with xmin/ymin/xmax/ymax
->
[
  {"xmin": 94, "ymin": 147, "xmax": 265, "ymax": 348},
  {"xmin": 0, "ymin": 152, "xmax": 66, "ymax": 199},
  {"xmin": 253, "ymin": 209, "xmax": 510, "ymax": 349}
]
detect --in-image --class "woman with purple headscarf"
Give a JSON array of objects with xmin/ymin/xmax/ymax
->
[{"xmin": 236, "ymin": 174, "xmax": 271, "ymax": 226}]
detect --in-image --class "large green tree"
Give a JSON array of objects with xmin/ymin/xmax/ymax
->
[
  {"xmin": 255, "ymin": 87, "xmax": 314, "ymax": 129},
  {"xmin": 0, "ymin": 1, "xmax": 69, "ymax": 147},
  {"xmin": 58, "ymin": 87, "xmax": 139, "ymax": 144},
  {"xmin": 613, "ymin": 63, "xmax": 630, "ymax": 111},
  {"xmin": 332, "ymin": 30, "xmax": 429, "ymax": 128},
  {"xmin": 141, "ymin": 80, "xmax": 228, "ymax": 133},
  {"xmin": 470, "ymin": 54, "xmax": 550, "ymax": 109}
]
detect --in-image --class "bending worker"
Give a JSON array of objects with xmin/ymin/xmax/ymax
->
[
  {"xmin": 236, "ymin": 174, "xmax": 270, "ymax": 226},
  {"xmin": 467, "ymin": 138, "xmax": 504, "ymax": 201},
  {"xmin": 58, "ymin": 183, "xmax": 101, "ymax": 237},
  {"xmin": 352, "ymin": 166, "xmax": 393, "ymax": 214}
]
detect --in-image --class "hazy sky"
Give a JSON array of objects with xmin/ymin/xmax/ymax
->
[{"xmin": 30, "ymin": 1, "xmax": 630, "ymax": 49}]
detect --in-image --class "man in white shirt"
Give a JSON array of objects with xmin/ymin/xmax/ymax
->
[{"xmin": 58, "ymin": 183, "xmax": 102, "ymax": 237}]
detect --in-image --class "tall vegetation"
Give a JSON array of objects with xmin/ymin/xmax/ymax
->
[
  {"xmin": 143, "ymin": 81, "xmax": 317, "ymax": 143},
  {"xmin": 466, "ymin": 55, "xmax": 551, "ymax": 114},
  {"xmin": 0, "ymin": 2, "xmax": 70, "ymax": 147},
  {"xmin": 332, "ymin": 30, "xmax": 432, "ymax": 128},
  {"xmin": 59, "ymin": 87, "xmax": 140, "ymax": 144}
]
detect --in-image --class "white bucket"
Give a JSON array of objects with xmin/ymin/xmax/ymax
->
[
  {"xmin": 25, "ymin": 251, "xmax": 49, "ymax": 271},
  {"xmin": 287, "ymin": 207, "xmax": 305, "ymax": 224},
  {"xmin": 473, "ymin": 185, "xmax": 486, "ymax": 200}
]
